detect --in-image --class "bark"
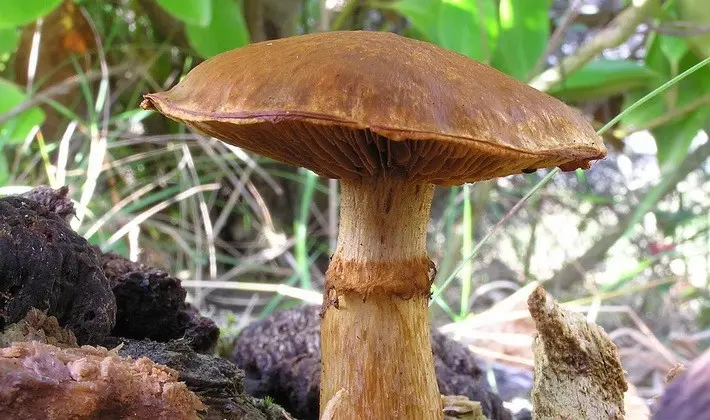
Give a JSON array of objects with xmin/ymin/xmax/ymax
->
[{"xmin": 528, "ymin": 285, "xmax": 627, "ymax": 419}]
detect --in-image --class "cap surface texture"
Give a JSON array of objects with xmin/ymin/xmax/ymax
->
[{"xmin": 142, "ymin": 30, "xmax": 606, "ymax": 185}]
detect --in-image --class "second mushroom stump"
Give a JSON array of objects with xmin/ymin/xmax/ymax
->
[{"xmin": 142, "ymin": 30, "xmax": 607, "ymax": 419}]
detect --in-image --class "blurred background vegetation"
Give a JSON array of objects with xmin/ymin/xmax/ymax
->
[{"xmin": 1, "ymin": 0, "xmax": 710, "ymax": 404}]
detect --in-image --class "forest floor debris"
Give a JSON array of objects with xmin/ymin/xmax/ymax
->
[{"xmin": 528, "ymin": 284, "xmax": 627, "ymax": 419}]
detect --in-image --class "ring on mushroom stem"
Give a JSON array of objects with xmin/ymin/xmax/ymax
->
[{"xmin": 141, "ymin": 30, "xmax": 606, "ymax": 420}]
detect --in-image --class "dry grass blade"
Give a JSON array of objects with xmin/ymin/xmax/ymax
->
[
  {"xmin": 180, "ymin": 280, "xmax": 322, "ymax": 304},
  {"xmin": 103, "ymin": 183, "xmax": 221, "ymax": 248}
]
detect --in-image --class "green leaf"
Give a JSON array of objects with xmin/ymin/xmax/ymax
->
[
  {"xmin": 655, "ymin": 208, "xmax": 702, "ymax": 236},
  {"xmin": 676, "ymin": 0, "xmax": 710, "ymax": 57},
  {"xmin": 601, "ymin": 258, "xmax": 655, "ymax": 293},
  {"xmin": 653, "ymin": 50, "xmax": 710, "ymax": 168},
  {"xmin": 546, "ymin": 59, "xmax": 660, "ymax": 101},
  {"xmin": 437, "ymin": 0, "xmax": 498, "ymax": 61},
  {"xmin": 659, "ymin": 35, "xmax": 689, "ymax": 108},
  {"xmin": 392, "ymin": 0, "xmax": 437, "ymax": 41},
  {"xmin": 660, "ymin": 35, "xmax": 688, "ymax": 72},
  {"xmin": 155, "ymin": 0, "xmax": 211, "ymax": 27},
  {"xmin": 392, "ymin": 0, "xmax": 499, "ymax": 62},
  {"xmin": 622, "ymin": 38, "xmax": 710, "ymax": 167},
  {"xmin": 653, "ymin": 106, "xmax": 710, "ymax": 169},
  {"xmin": 644, "ymin": 31, "xmax": 672, "ymax": 78},
  {"xmin": 0, "ymin": 78, "xmax": 45, "ymax": 144},
  {"xmin": 619, "ymin": 89, "xmax": 665, "ymax": 130},
  {"xmin": 0, "ymin": 0, "xmax": 62, "ymax": 28},
  {"xmin": 490, "ymin": 0, "xmax": 550, "ymax": 80},
  {"xmin": 619, "ymin": 32, "xmax": 669, "ymax": 128},
  {"xmin": 0, "ymin": 27, "xmax": 19, "ymax": 56},
  {"xmin": 0, "ymin": 148, "xmax": 8, "ymax": 187},
  {"xmin": 185, "ymin": 0, "xmax": 249, "ymax": 58}
]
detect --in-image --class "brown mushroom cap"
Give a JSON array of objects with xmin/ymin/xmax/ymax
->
[{"xmin": 141, "ymin": 30, "xmax": 606, "ymax": 186}]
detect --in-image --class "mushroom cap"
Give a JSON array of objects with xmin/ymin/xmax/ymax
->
[{"xmin": 142, "ymin": 31, "xmax": 606, "ymax": 186}]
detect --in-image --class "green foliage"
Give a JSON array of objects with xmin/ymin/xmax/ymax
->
[
  {"xmin": 618, "ymin": 0, "xmax": 710, "ymax": 170},
  {"xmin": 676, "ymin": 0, "xmax": 710, "ymax": 57},
  {"xmin": 0, "ymin": 0, "xmax": 62, "ymax": 28},
  {"xmin": 547, "ymin": 60, "xmax": 660, "ymax": 102},
  {"xmin": 184, "ymin": 0, "xmax": 250, "ymax": 57},
  {"xmin": 659, "ymin": 33, "xmax": 689, "ymax": 77},
  {"xmin": 459, "ymin": 184, "xmax": 473, "ymax": 318},
  {"xmin": 150, "ymin": 0, "xmax": 250, "ymax": 57},
  {"xmin": 0, "ymin": 78, "xmax": 45, "ymax": 145},
  {"xmin": 2, "ymin": 0, "xmax": 710, "ymax": 337},
  {"xmin": 621, "ymin": 32, "xmax": 710, "ymax": 169},
  {"xmin": 612, "ymin": 55, "xmax": 710, "ymax": 243},
  {"xmin": 295, "ymin": 169, "xmax": 318, "ymax": 289},
  {"xmin": 0, "ymin": 27, "xmax": 19, "ymax": 56},
  {"xmin": 491, "ymin": 0, "xmax": 550, "ymax": 80},
  {"xmin": 391, "ymin": 0, "xmax": 499, "ymax": 62},
  {"xmin": 156, "ymin": 0, "xmax": 212, "ymax": 27},
  {"xmin": 0, "ymin": 78, "xmax": 45, "ymax": 186},
  {"xmin": 391, "ymin": 0, "xmax": 550, "ymax": 76}
]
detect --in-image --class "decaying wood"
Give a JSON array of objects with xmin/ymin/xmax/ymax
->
[
  {"xmin": 442, "ymin": 395, "xmax": 487, "ymax": 420},
  {"xmin": 528, "ymin": 285, "xmax": 627, "ymax": 419}
]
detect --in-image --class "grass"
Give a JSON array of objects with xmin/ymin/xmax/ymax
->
[
  {"xmin": 2, "ymin": 9, "xmax": 710, "ymax": 402},
  {"xmin": 431, "ymin": 54, "xmax": 710, "ymax": 311},
  {"xmin": 3, "ymin": 51, "xmax": 708, "ymax": 322},
  {"xmin": 2, "ymin": 63, "xmax": 704, "ymax": 319}
]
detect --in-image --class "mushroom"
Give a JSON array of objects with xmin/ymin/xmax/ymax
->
[{"xmin": 141, "ymin": 30, "xmax": 606, "ymax": 419}]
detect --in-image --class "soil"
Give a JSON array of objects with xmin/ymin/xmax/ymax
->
[
  {"xmin": 102, "ymin": 252, "xmax": 220, "ymax": 353},
  {"xmin": 0, "ymin": 186, "xmax": 637, "ymax": 420},
  {"xmin": 232, "ymin": 305, "xmax": 513, "ymax": 420},
  {"xmin": 0, "ymin": 193, "xmax": 116, "ymax": 345},
  {"xmin": 0, "ymin": 186, "xmax": 288, "ymax": 419}
]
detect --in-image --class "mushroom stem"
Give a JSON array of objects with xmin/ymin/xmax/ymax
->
[{"xmin": 320, "ymin": 177, "xmax": 441, "ymax": 419}]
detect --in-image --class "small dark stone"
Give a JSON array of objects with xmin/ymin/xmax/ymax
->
[
  {"xmin": 101, "ymin": 252, "xmax": 220, "ymax": 353},
  {"xmin": 232, "ymin": 306, "xmax": 513, "ymax": 420},
  {"xmin": 0, "ymin": 194, "xmax": 116, "ymax": 345}
]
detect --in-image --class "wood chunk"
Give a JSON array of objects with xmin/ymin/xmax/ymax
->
[
  {"xmin": 0, "ymin": 308, "xmax": 76, "ymax": 348},
  {"xmin": 442, "ymin": 395, "xmax": 487, "ymax": 420},
  {"xmin": 0, "ymin": 341, "xmax": 204, "ymax": 420},
  {"xmin": 528, "ymin": 285, "xmax": 627, "ymax": 419}
]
